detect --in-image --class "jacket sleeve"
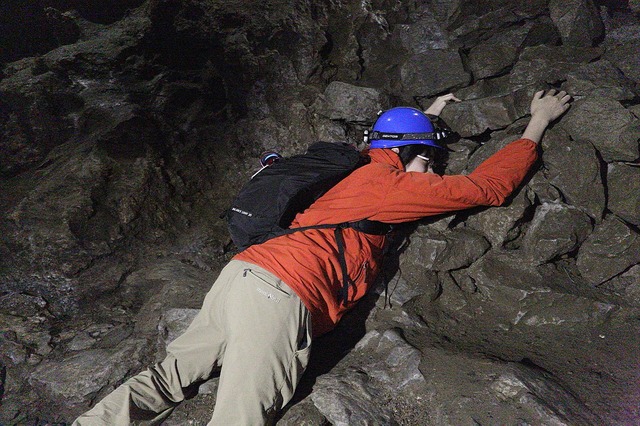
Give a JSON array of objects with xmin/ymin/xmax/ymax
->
[{"xmin": 371, "ymin": 138, "xmax": 539, "ymax": 223}]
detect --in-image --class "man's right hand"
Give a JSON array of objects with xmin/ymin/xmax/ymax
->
[{"xmin": 522, "ymin": 89, "xmax": 572, "ymax": 143}]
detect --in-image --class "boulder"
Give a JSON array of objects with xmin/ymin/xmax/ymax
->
[
  {"xmin": 604, "ymin": 40, "xmax": 640, "ymax": 85},
  {"xmin": 602, "ymin": 264, "xmax": 640, "ymax": 307},
  {"xmin": 395, "ymin": 3, "xmax": 449, "ymax": 52},
  {"xmin": 466, "ymin": 189, "xmax": 534, "ymax": 248},
  {"xmin": 310, "ymin": 329, "xmax": 425, "ymax": 425},
  {"xmin": 439, "ymin": 95, "xmax": 518, "ymax": 137},
  {"xmin": 549, "ymin": 0, "xmax": 604, "ymax": 46},
  {"xmin": 399, "ymin": 50, "xmax": 471, "ymax": 99},
  {"xmin": 402, "ymin": 227, "xmax": 491, "ymax": 272},
  {"xmin": 521, "ymin": 202, "xmax": 593, "ymax": 265},
  {"xmin": 157, "ymin": 308, "xmax": 200, "ymax": 356},
  {"xmin": 576, "ymin": 215, "xmax": 640, "ymax": 286},
  {"xmin": 542, "ymin": 136, "xmax": 606, "ymax": 221},
  {"xmin": 311, "ymin": 81, "xmax": 389, "ymax": 123},
  {"xmin": 607, "ymin": 162, "xmax": 640, "ymax": 225},
  {"xmin": 466, "ymin": 24, "xmax": 533, "ymax": 80},
  {"xmin": 29, "ymin": 339, "xmax": 146, "ymax": 405},
  {"xmin": 562, "ymin": 59, "xmax": 638, "ymax": 101},
  {"xmin": 560, "ymin": 96, "xmax": 639, "ymax": 162},
  {"xmin": 509, "ymin": 45, "xmax": 602, "ymax": 87}
]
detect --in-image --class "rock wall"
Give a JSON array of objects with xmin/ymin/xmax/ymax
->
[{"xmin": 0, "ymin": 0, "xmax": 639, "ymax": 424}]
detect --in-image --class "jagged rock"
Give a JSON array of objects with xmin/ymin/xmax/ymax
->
[
  {"xmin": 29, "ymin": 339, "xmax": 146, "ymax": 406},
  {"xmin": 356, "ymin": 329, "xmax": 426, "ymax": 391},
  {"xmin": 2, "ymin": 1, "xmax": 640, "ymax": 424},
  {"xmin": 395, "ymin": 3, "xmax": 449, "ymax": 52},
  {"xmin": 443, "ymin": 138, "xmax": 479, "ymax": 174},
  {"xmin": 310, "ymin": 329, "xmax": 425, "ymax": 425},
  {"xmin": 0, "ymin": 63, "xmax": 82, "ymax": 175},
  {"xmin": 125, "ymin": 259, "xmax": 217, "ymax": 337},
  {"xmin": 0, "ymin": 314, "xmax": 52, "ymax": 358},
  {"xmin": 0, "ymin": 4, "xmax": 82, "ymax": 64},
  {"xmin": 0, "ymin": 332, "xmax": 28, "ymax": 365},
  {"xmin": 399, "ymin": 49, "xmax": 470, "ymax": 99},
  {"xmin": 311, "ymin": 81, "xmax": 389, "ymax": 122},
  {"xmin": 440, "ymin": 94, "xmax": 517, "ymax": 137},
  {"xmin": 402, "ymin": 227, "xmax": 490, "ymax": 272},
  {"xmin": 372, "ymin": 272, "xmax": 434, "ymax": 307},
  {"xmin": 156, "ymin": 308, "xmax": 199, "ymax": 358},
  {"xmin": 446, "ymin": 0, "xmax": 548, "ymax": 41},
  {"xmin": 509, "ymin": 45, "xmax": 602, "ymax": 87},
  {"xmin": 562, "ymin": 59, "xmax": 638, "ymax": 101},
  {"xmin": 466, "ymin": 189, "xmax": 533, "ymax": 248},
  {"xmin": 311, "ymin": 371, "xmax": 396, "ymax": 426},
  {"xmin": 560, "ymin": 96, "xmax": 639, "ymax": 162},
  {"xmin": 0, "ymin": 292, "xmax": 48, "ymax": 318},
  {"xmin": 466, "ymin": 23, "xmax": 533, "ymax": 80},
  {"xmin": 417, "ymin": 347, "xmax": 600, "ymax": 426},
  {"xmin": 607, "ymin": 163, "xmax": 640, "ymax": 225},
  {"xmin": 464, "ymin": 129, "xmax": 526, "ymax": 171},
  {"xmin": 413, "ymin": 248, "xmax": 640, "ymax": 424},
  {"xmin": 278, "ymin": 398, "xmax": 328, "ymax": 426},
  {"xmin": 521, "ymin": 202, "xmax": 593, "ymax": 265},
  {"xmin": 604, "ymin": 40, "xmax": 640, "ymax": 84},
  {"xmin": 577, "ymin": 215, "xmax": 640, "ymax": 286},
  {"xmin": 602, "ymin": 264, "xmax": 640, "ymax": 306},
  {"xmin": 549, "ymin": 0, "xmax": 604, "ymax": 46},
  {"xmin": 542, "ymin": 136, "xmax": 606, "ymax": 221}
]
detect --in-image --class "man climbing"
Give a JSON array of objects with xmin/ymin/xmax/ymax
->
[{"xmin": 74, "ymin": 89, "xmax": 571, "ymax": 425}]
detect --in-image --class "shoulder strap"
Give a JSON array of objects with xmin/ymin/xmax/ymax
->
[{"xmin": 280, "ymin": 220, "xmax": 393, "ymax": 305}]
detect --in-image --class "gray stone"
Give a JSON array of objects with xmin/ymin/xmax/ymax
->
[
  {"xmin": 607, "ymin": 163, "xmax": 640, "ymax": 226},
  {"xmin": 67, "ymin": 333, "xmax": 98, "ymax": 351},
  {"xmin": 310, "ymin": 329, "xmax": 425, "ymax": 425},
  {"xmin": 604, "ymin": 40, "xmax": 640, "ymax": 84},
  {"xmin": 0, "ymin": 292, "xmax": 48, "ymax": 317},
  {"xmin": 440, "ymin": 94, "xmax": 518, "ymax": 137},
  {"xmin": 311, "ymin": 372, "xmax": 396, "ymax": 426},
  {"xmin": 542, "ymin": 137, "xmax": 606, "ymax": 221},
  {"xmin": 357, "ymin": 330, "xmax": 426, "ymax": 390},
  {"xmin": 29, "ymin": 339, "xmax": 146, "ymax": 405},
  {"xmin": 0, "ymin": 314, "xmax": 52, "ymax": 357},
  {"xmin": 443, "ymin": 139, "xmax": 480, "ymax": 174},
  {"xmin": 312, "ymin": 81, "xmax": 389, "ymax": 123},
  {"xmin": 521, "ymin": 202, "xmax": 593, "ymax": 265},
  {"xmin": 464, "ymin": 130, "xmax": 523, "ymax": 172},
  {"xmin": 466, "ymin": 24, "xmax": 533, "ymax": 80},
  {"xmin": 446, "ymin": 0, "xmax": 548, "ymax": 40},
  {"xmin": 577, "ymin": 215, "xmax": 640, "ymax": 285},
  {"xmin": 278, "ymin": 398, "xmax": 328, "ymax": 426},
  {"xmin": 396, "ymin": 4, "xmax": 449, "ymax": 52},
  {"xmin": 549, "ymin": 0, "xmax": 604, "ymax": 46},
  {"xmin": 510, "ymin": 45, "xmax": 602, "ymax": 87},
  {"xmin": 0, "ymin": 332, "xmax": 28, "ymax": 365},
  {"xmin": 415, "ymin": 347, "xmax": 601, "ymax": 426},
  {"xmin": 372, "ymin": 272, "xmax": 432, "ymax": 306},
  {"xmin": 402, "ymin": 227, "xmax": 490, "ymax": 272},
  {"xmin": 466, "ymin": 189, "xmax": 533, "ymax": 248},
  {"xmin": 560, "ymin": 96, "xmax": 639, "ymax": 162},
  {"xmin": 562, "ymin": 59, "xmax": 638, "ymax": 101},
  {"xmin": 603, "ymin": 264, "xmax": 640, "ymax": 306},
  {"xmin": 157, "ymin": 308, "xmax": 200, "ymax": 356},
  {"xmin": 399, "ymin": 50, "xmax": 471, "ymax": 99}
]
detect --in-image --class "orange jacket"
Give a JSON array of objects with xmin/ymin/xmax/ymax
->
[{"xmin": 235, "ymin": 138, "xmax": 538, "ymax": 336}]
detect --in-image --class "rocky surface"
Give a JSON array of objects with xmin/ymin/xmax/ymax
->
[{"xmin": 1, "ymin": 0, "xmax": 639, "ymax": 425}]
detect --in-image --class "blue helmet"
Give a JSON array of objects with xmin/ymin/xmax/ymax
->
[{"xmin": 369, "ymin": 107, "xmax": 446, "ymax": 149}]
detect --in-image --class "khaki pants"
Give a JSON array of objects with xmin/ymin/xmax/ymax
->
[{"xmin": 73, "ymin": 260, "xmax": 312, "ymax": 425}]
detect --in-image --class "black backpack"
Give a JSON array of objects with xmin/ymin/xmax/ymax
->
[{"xmin": 224, "ymin": 141, "xmax": 392, "ymax": 304}]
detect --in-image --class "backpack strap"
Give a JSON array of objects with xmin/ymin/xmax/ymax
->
[{"xmin": 281, "ymin": 220, "xmax": 393, "ymax": 305}]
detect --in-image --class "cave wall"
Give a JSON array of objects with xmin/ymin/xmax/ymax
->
[{"xmin": 0, "ymin": 0, "xmax": 639, "ymax": 424}]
